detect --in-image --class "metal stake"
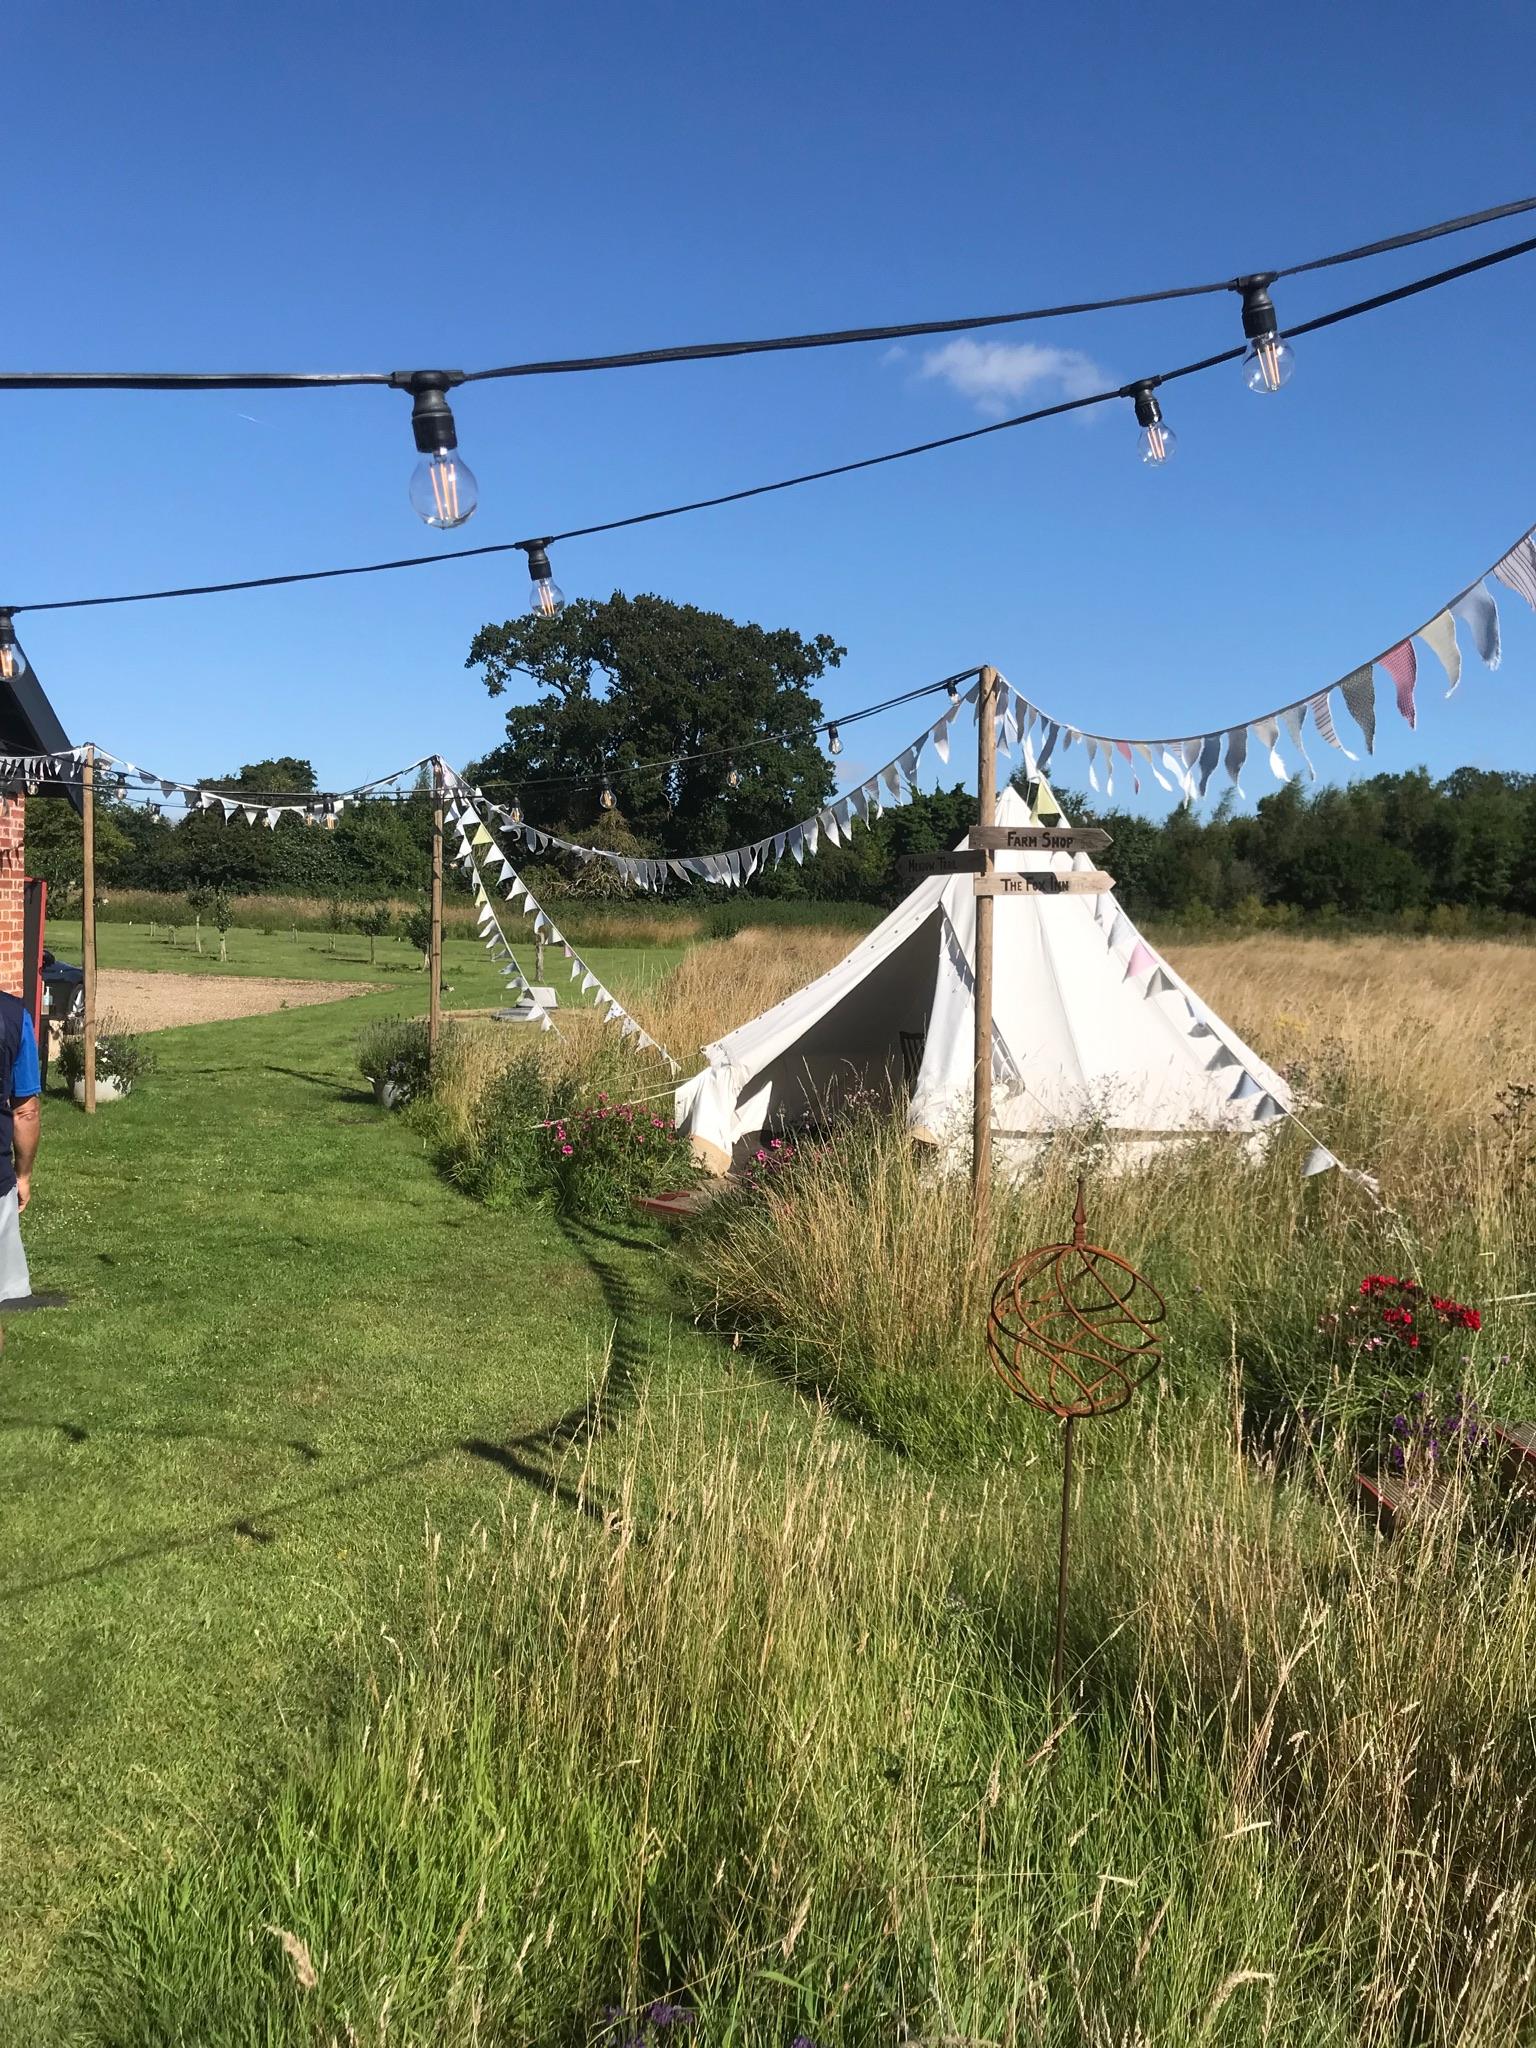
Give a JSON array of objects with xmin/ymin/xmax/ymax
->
[{"xmin": 1052, "ymin": 1413, "xmax": 1076, "ymax": 1703}]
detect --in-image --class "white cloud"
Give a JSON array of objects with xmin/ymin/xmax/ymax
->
[{"xmin": 915, "ymin": 339, "xmax": 1107, "ymax": 418}]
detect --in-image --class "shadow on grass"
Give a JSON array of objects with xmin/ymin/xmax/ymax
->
[
  {"xmin": 0, "ymin": 1415, "xmax": 321, "ymax": 1461},
  {"xmin": 0, "ymin": 1217, "xmax": 672, "ymax": 1602},
  {"xmin": 262, "ymin": 1065, "xmax": 376, "ymax": 1105},
  {"xmin": 461, "ymin": 1216, "xmax": 663, "ymax": 1535}
]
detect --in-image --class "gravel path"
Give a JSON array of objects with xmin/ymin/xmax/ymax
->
[{"xmin": 93, "ymin": 970, "xmax": 381, "ymax": 1033}]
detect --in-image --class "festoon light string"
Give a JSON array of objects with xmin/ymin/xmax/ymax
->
[{"xmin": 5, "ymin": 211, "xmax": 1536, "ymax": 616}]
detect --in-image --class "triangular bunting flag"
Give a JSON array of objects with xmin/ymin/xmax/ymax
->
[
  {"xmin": 1279, "ymin": 704, "xmax": 1315, "ymax": 780},
  {"xmin": 1301, "ymin": 1144, "xmax": 1338, "ymax": 1179},
  {"xmin": 1419, "ymin": 610, "xmax": 1462, "ymax": 697},
  {"xmin": 1309, "ymin": 692, "xmax": 1355, "ymax": 760},
  {"xmin": 1338, "ymin": 668, "xmax": 1376, "ymax": 754},
  {"xmin": 1452, "ymin": 582, "xmax": 1501, "ymax": 669},
  {"xmin": 1492, "ymin": 534, "xmax": 1536, "ymax": 611},
  {"xmin": 1252, "ymin": 716, "xmax": 1288, "ymax": 783},
  {"xmin": 1379, "ymin": 642, "xmax": 1417, "ymax": 730}
]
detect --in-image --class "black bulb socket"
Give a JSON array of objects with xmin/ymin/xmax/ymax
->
[
  {"xmin": 0, "ymin": 610, "xmax": 15, "ymax": 649},
  {"xmin": 396, "ymin": 370, "xmax": 462, "ymax": 455},
  {"xmin": 524, "ymin": 541, "xmax": 554, "ymax": 583},
  {"xmin": 1130, "ymin": 382, "xmax": 1163, "ymax": 430},
  {"xmin": 1237, "ymin": 276, "xmax": 1280, "ymax": 342}
]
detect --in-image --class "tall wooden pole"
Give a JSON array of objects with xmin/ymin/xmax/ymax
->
[
  {"xmin": 81, "ymin": 743, "xmax": 97, "ymax": 1114},
  {"xmin": 972, "ymin": 665, "xmax": 999, "ymax": 1237},
  {"xmin": 428, "ymin": 758, "xmax": 444, "ymax": 1059}
]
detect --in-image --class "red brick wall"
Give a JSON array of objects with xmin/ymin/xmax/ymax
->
[{"xmin": 0, "ymin": 795, "xmax": 26, "ymax": 996}]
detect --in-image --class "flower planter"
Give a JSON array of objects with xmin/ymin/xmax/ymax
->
[{"xmin": 72, "ymin": 1074, "xmax": 132, "ymax": 1104}]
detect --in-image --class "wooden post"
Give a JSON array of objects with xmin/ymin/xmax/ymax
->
[
  {"xmin": 972, "ymin": 665, "xmax": 999, "ymax": 1236},
  {"xmin": 81, "ymin": 743, "xmax": 97, "ymax": 1114},
  {"xmin": 428, "ymin": 759, "xmax": 444, "ymax": 1059}
]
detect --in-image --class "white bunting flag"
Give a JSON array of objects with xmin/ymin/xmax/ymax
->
[
  {"xmin": 1279, "ymin": 704, "xmax": 1315, "ymax": 780},
  {"xmin": 1418, "ymin": 610, "xmax": 1462, "ymax": 696},
  {"xmin": 1301, "ymin": 1144, "xmax": 1338, "ymax": 1179},
  {"xmin": 1451, "ymin": 583, "xmax": 1501, "ymax": 669},
  {"xmin": 1250, "ymin": 716, "xmax": 1288, "ymax": 783}
]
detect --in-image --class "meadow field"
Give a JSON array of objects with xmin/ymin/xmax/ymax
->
[{"xmin": 2, "ymin": 923, "xmax": 1534, "ymax": 2045}]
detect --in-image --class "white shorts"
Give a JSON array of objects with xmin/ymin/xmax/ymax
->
[{"xmin": 0, "ymin": 1189, "xmax": 32, "ymax": 1303}]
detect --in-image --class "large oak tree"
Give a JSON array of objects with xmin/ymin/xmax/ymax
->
[{"xmin": 465, "ymin": 591, "xmax": 843, "ymax": 855}]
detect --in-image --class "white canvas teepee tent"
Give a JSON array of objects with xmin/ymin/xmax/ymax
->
[{"xmin": 675, "ymin": 784, "xmax": 1290, "ymax": 1172}]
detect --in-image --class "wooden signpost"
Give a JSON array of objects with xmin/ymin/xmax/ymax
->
[
  {"xmin": 964, "ymin": 690, "xmax": 1116, "ymax": 1238},
  {"xmin": 971, "ymin": 824, "xmax": 1111, "ymax": 855},
  {"xmin": 896, "ymin": 850, "xmax": 988, "ymax": 880},
  {"xmin": 974, "ymin": 871, "xmax": 1114, "ymax": 897},
  {"xmin": 428, "ymin": 758, "xmax": 444, "ymax": 1060},
  {"xmin": 81, "ymin": 743, "xmax": 97, "ymax": 1114}
]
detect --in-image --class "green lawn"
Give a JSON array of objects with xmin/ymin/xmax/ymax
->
[
  {"xmin": 46, "ymin": 917, "xmax": 683, "ymax": 1008},
  {"xmin": 0, "ymin": 942, "xmax": 712, "ymax": 2042}
]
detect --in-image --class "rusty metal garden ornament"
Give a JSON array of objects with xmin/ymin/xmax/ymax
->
[{"xmin": 986, "ymin": 1179, "xmax": 1165, "ymax": 1701}]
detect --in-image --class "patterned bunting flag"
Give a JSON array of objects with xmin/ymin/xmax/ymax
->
[
  {"xmin": 1379, "ymin": 642, "xmax": 1417, "ymax": 729},
  {"xmin": 1223, "ymin": 727, "xmax": 1248, "ymax": 793},
  {"xmin": 1492, "ymin": 534, "xmax": 1536, "ymax": 611},
  {"xmin": 1309, "ymin": 692, "xmax": 1354, "ymax": 760},
  {"xmin": 1338, "ymin": 668, "xmax": 1376, "ymax": 754}
]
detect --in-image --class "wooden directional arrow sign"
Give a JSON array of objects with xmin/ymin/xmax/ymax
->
[
  {"xmin": 975, "ymin": 870, "xmax": 1115, "ymax": 897},
  {"xmin": 896, "ymin": 851, "xmax": 989, "ymax": 879},
  {"xmin": 970, "ymin": 825, "xmax": 1112, "ymax": 854}
]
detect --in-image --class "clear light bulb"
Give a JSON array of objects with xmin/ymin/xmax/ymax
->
[
  {"xmin": 727, "ymin": 764, "xmax": 741, "ymax": 788},
  {"xmin": 507, "ymin": 799, "xmax": 523, "ymax": 826},
  {"xmin": 0, "ymin": 614, "xmax": 26, "ymax": 682},
  {"xmin": 409, "ymin": 448, "xmax": 479, "ymax": 529},
  {"xmin": 1138, "ymin": 419, "xmax": 1176, "ymax": 465},
  {"xmin": 528, "ymin": 576, "xmax": 564, "ymax": 618},
  {"xmin": 828, "ymin": 724, "xmax": 842, "ymax": 755},
  {"xmin": 1243, "ymin": 333, "xmax": 1294, "ymax": 393},
  {"xmin": 600, "ymin": 784, "xmax": 616, "ymax": 811}
]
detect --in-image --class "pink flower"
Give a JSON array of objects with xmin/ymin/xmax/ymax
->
[
  {"xmin": 755, "ymin": 1148, "xmax": 768, "ymax": 1162},
  {"xmin": 561, "ymin": 1143, "xmax": 574, "ymax": 1156}
]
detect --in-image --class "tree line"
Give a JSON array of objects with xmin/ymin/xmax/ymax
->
[{"xmin": 23, "ymin": 595, "xmax": 1536, "ymax": 931}]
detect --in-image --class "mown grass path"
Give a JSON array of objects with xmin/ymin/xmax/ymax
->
[{"xmin": 0, "ymin": 960, "xmax": 705, "ymax": 2040}]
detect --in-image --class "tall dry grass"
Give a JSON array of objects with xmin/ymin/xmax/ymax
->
[{"xmin": 84, "ymin": 930, "xmax": 1536, "ymax": 2044}]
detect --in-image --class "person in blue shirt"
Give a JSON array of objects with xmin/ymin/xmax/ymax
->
[{"xmin": 0, "ymin": 993, "xmax": 42, "ymax": 1305}]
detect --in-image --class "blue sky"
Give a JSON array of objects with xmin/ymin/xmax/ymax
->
[{"xmin": 7, "ymin": 0, "xmax": 1536, "ymax": 809}]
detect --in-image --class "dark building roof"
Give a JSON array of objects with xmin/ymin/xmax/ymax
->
[{"xmin": 2, "ymin": 634, "xmax": 78, "ymax": 808}]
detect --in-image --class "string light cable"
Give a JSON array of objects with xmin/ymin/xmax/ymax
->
[
  {"xmin": 1, "ymin": 194, "xmax": 1530, "ymax": 392},
  {"xmin": 8, "ymin": 227, "xmax": 1535, "ymax": 620}
]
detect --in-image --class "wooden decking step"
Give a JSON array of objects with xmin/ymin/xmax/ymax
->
[{"xmin": 1353, "ymin": 1467, "xmax": 1453, "ymax": 1536}]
